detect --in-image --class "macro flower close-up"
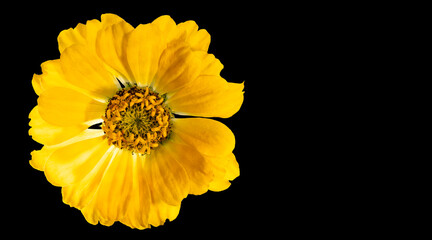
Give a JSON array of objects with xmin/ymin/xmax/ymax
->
[{"xmin": 28, "ymin": 13, "xmax": 244, "ymax": 229}]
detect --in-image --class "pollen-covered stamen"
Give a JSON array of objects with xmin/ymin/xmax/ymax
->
[{"xmin": 102, "ymin": 86, "xmax": 172, "ymax": 155}]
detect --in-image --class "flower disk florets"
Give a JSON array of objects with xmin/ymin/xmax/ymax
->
[{"xmin": 102, "ymin": 86, "xmax": 172, "ymax": 155}]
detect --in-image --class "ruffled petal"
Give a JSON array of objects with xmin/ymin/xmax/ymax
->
[
  {"xmin": 166, "ymin": 75, "xmax": 244, "ymax": 118},
  {"xmin": 171, "ymin": 118, "xmax": 237, "ymax": 193},
  {"xmin": 37, "ymin": 87, "xmax": 106, "ymax": 126},
  {"xmin": 165, "ymin": 137, "xmax": 213, "ymax": 195},
  {"xmin": 60, "ymin": 44, "xmax": 120, "ymax": 100},
  {"xmin": 29, "ymin": 106, "xmax": 87, "ymax": 145},
  {"xmin": 76, "ymin": 148, "xmax": 134, "ymax": 226},
  {"xmin": 61, "ymin": 146, "xmax": 116, "ymax": 210},
  {"xmin": 96, "ymin": 18, "xmax": 134, "ymax": 83},
  {"xmin": 58, "ymin": 13, "xmax": 127, "ymax": 54},
  {"xmin": 152, "ymin": 16, "xmax": 210, "ymax": 52},
  {"xmin": 32, "ymin": 59, "xmax": 80, "ymax": 96},
  {"xmin": 44, "ymin": 133, "xmax": 108, "ymax": 187},
  {"xmin": 208, "ymin": 153, "xmax": 240, "ymax": 192},
  {"xmin": 177, "ymin": 20, "xmax": 210, "ymax": 52},
  {"xmin": 152, "ymin": 41, "xmax": 201, "ymax": 94},
  {"xmin": 31, "ymin": 73, "xmax": 43, "ymax": 96},
  {"xmin": 126, "ymin": 23, "xmax": 165, "ymax": 86},
  {"xmin": 100, "ymin": 13, "xmax": 129, "ymax": 28},
  {"xmin": 29, "ymin": 129, "xmax": 104, "ymax": 172},
  {"xmin": 118, "ymin": 154, "xmax": 151, "ymax": 229},
  {"xmin": 151, "ymin": 15, "xmax": 178, "ymax": 42},
  {"xmin": 194, "ymin": 51, "xmax": 224, "ymax": 76},
  {"xmin": 172, "ymin": 118, "xmax": 235, "ymax": 157},
  {"xmin": 147, "ymin": 198, "xmax": 180, "ymax": 228},
  {"xmin": 119, "ymin": 154, "xmax": 181, "ymax": 229},
  {"xmin": 145, "ymin": 142, "xmax": 190, "ymax": 206},
  {"xmin": 63, "ymin": 149, "xmax": 183, "ymax": 229},
  {"xmin": 58, "ymin": 21, "xmax": 94, "ymax": 54}
]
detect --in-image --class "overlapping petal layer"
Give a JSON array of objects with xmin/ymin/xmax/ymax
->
[
  {"xmin": 173, "ymin": 118, "xmax": 235, "ymax": 156},
  {"xmin": 60, "ymin": 44, "xmax": 120, "ymax": 100},
  {"xmin": 167, "ymin": 76, "xmax": 244, "ymax": 118},
  {"xmin": 29, "ymin": 13, "xmax": 242, "ymax": 229},
  {"xmin": 37, "ymin": 87, "xmax": 106, "ymax": 126},
  {"xmin": 29, "ymin": 106, "xmax": 87, "ymax": 145}
]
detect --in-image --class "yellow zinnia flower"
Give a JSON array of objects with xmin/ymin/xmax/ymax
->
[{"xmin": 29, "ymin": 13, "xmax": 244, "ymax": 229}]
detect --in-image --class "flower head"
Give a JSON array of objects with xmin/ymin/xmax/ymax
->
[{"xmin": 29, "ymin": 14, "xmax": 244, "ymax": 229}]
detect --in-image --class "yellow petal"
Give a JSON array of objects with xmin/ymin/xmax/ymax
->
[
  {"xmin": 172, "ymin": 118, "xmax": 235, "ymax": 157},
  {"xmin": 152, "ymin": 41, "xmax": 201, "ymax": 94},
  {"xmin": 152, "ymin": 16, "xmax": 210, "ymax": 51},
  {"xmin": 96, "ymin": 17, "xmax": 134, "ymax": 82},
  {"xmin": 225, "ymin": 153, "xmax": 240, "ymax": 181},
  {"xmin": 60, "ymin": 44, "xmax": 120, "ymax": 100},
  {"xmin": 38, "ymin": 60, "xmax": 66, "ymax": 90},
  {"xmin": 29, "ymin": 106, "xmax": 87, "ymax": 145},
  {"xmin": 58, "ymin": 22, "xmax": 89, "ymax": 53},
  {"xmin": 121, "ymin": 153, "xmax": 183, "ymax": 229},
  {"xmin": 119, "ymin": 154, "xmax": 151, "ymax": 229},
  {"xmin": 123, "ymin": 152, "xmax": 182, "ymax": 229},
  {"xmin": 44, "ymin": 134, "xmax": 109, "ymax": 187},
  {"xmin": 58, "ymin": 14, "xmax": 125, "ymax": 54},
  {"xmin": 166, "ymin": 75, "xmax": 244, "ymax": 118},
  {"xmin": 76, "ymin": 148, "xmax": 134, "ymax": 225},
  {"xmin": 37, "ymin": 87, "xmax": 106, "ymax": 126},
  {"xmin": 189, "ymin": 29, "xmax": 210, "ymax": 52},
  {"xmin": 29, "ymin": 129, "xmax": 104, "ymax": 171},
  {"xmin": 165, "ymin": 138, "xmax": 213, "ymax": 195},
  {"xmin": 100, "ymin": 13, "xmax": 128, "ymax": 27},
  {"xmin": 58, "ymin": 19, "xmax": 103, "ymax": 54},
  {"xmin": 82, "ymin": 201, "xmax": 115, "ymax": 226},
  {"xmin": 208, "ymin": 178, "xmax": 231, "ymax": 192},
  {"xmin": 177, "ymin": 20, "xmax": 210, "ymax": 51},
  {"xmin": 145, "ymin": 143, "xmax": 190, "ymax": 206},
  {"xmin": 194, "ymin": 51, "xmax": 224, "ymax": 76},
  {"xmin": 151, "ymin": 15, "xmax": 178, "ymax": 42},
  {"xmin": 126, "ymin": 23, "xmax": 165, "ymax": 86},
  {"xmin": 32, "ymin": 59, "xmax": 79, "ymax": 95},
  {"xmin": 62, "ymin": 146, "xmax": 117, "ymax": 210},
  {"xmin": 30, "ymin": 146, "xmax": 56, "ymax": 171},
  {"xmin": 31, "ymin": 73, "xmax": 43, "ymax": 96},
  {"xmin": 147, "ymin": 198, "xmax": 180, "ymax": 228},
  {"xmin": 208, "ymin": 153, "xmax": 239, "ymax": 192}
]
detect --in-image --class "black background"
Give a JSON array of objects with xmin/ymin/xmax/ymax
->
[
  {"xmin": 3, "ymin": 2, "xmax": 418, "ymax": 237},
  {"xmin": 4, "ymin": 1, "xmax": 375, "ymax": 237},
  {"xmin": 7, "ymin": 1, "xmax": 291, "ymax": 236}
]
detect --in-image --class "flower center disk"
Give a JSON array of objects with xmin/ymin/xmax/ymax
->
[{"xmin": 102, "ymin": 86, "xmax": 172, "ymax": 155}]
